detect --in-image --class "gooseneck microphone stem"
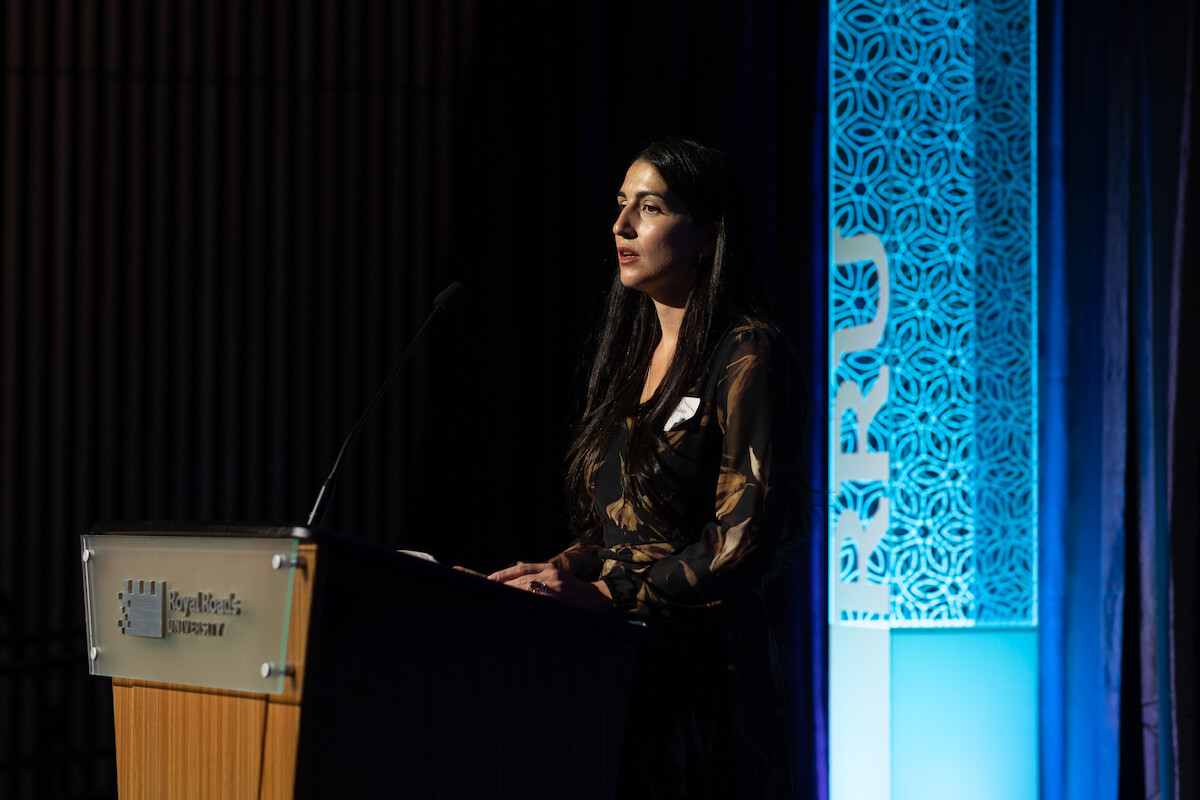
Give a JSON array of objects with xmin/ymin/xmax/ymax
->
[{"xmin": 305, "ymin": 282, "xmax": 464, "ymax": 528}]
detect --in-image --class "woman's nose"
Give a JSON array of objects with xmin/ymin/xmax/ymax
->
[{"xmin": 613, "ymin": 207, "xmax": 635, "ymax": 237}]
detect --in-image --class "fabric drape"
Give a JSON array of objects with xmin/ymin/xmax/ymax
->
[{"xmin": 1040, "ymin": 0, "xmax": 1198, "ymax": 798}]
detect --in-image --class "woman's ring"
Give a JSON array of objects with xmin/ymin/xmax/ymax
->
[{"xmin": 528, "ymin": 580, "xmax": 546, "ymax": 594}]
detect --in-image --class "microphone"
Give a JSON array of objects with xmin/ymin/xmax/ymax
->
[{"xmin": 305, "ymin": 281, "xmax": 465, "ymax": 528}]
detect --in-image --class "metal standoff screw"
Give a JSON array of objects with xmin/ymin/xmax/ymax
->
[
  {"xmin": 261, "ymin": 662, "xmax": 296, "ymax": 679},
  {"xmin": 81, "ymin": 549, "xmax": 93, "ymax": 563},
  {"xmin": 90, "ymin": 647, "xmax": 99, "ymax": 661},
  {"xmin": 271, "ymin": 554, "xmax": 307, "ymax": 570}
]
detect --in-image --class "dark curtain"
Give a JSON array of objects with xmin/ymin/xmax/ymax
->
[
  {"xmin": 0, "ymin": 1, "xmax": 827, "ymax": 797},
  {"xmin": 1041, "ymin": 0, "xmax": 1198, "ymax": 797}
]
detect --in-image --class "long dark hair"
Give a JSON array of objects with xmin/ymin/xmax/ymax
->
[{"xmin": 564, "ymin": 138, "xmax": 776, "ymax": 544}]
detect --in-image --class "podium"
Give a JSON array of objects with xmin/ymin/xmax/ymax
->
[{"xmin": 81, "ymin": 523, "xmax": 645, "ymax": 799}]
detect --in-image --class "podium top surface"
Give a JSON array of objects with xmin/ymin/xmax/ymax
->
[{"xmin": 91, "ymin": 520, "xmax": 318, "ymax": 539}]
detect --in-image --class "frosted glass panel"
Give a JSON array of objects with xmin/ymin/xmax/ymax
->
[{"xmin": 81, "ymin": 533, "xmax": 297, "ymax": 694}]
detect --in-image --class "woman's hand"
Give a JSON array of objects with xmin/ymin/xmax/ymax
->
[{"xmin": 487, "ymin": 562, "xmax": 613, "ymax": 612}]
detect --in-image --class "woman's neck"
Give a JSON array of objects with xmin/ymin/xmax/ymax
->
[
  {"xmin": 641, "ymin": 298, "xmax": 686, "ymax": 404},
  {"xmin": 652, "ymin": 297, "xmax": 685, "ymax": 352}
]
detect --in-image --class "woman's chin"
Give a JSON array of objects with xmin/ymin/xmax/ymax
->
[
  {"xmin": 618, "ymin": 266, "xmax": 692, "ymax": 306},
  {"xmin": 618, "ymin": 268, "xmax": 646, "ymax": 291}
]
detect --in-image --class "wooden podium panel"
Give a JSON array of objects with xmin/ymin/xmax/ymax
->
[
  {"xmin": 91, "ymin": 526, "xmax": 644, "ymax": 800},
  {"xmin": 109, "ymin": 541, "xmax": 318, "ymax": 800},
  {"xmin": 112, "ymin": 683, "xmax": 268, "ymax": 799},
  {"xmin": 260, "ymin": 703, "xmax": 301, "ymax": 799}
]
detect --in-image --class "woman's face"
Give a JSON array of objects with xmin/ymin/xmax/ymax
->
[{"xmin": 613, "ymin": 160, "xmax": 708, "ymax": 306}]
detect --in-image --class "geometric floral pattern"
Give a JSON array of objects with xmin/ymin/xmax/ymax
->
[{"xmin": 830, "ymin": 0, "xmax": 1036, "ymax": 625}]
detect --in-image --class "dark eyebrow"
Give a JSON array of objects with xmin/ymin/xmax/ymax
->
[{"xmin": 616, "ymin": 190, "xmax": 667, "ymax": 201}]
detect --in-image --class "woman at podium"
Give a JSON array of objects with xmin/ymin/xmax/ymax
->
[{"xmin": 488, "ymin": 137, "xmax": 808, "ymax": 799}]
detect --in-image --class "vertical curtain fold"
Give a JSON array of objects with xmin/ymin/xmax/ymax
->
[
  {"xmin": 1037, "ymin": 0, "xmax": 1069, "ymax": 794},
  {"xmin": 1165, "ymin": 8, "xmax": 1198, "ymax": 799}
]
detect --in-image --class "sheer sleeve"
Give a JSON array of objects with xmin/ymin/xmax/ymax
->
[
  {"xmin": 549, "ymin": 540, "xmax": 604, "ymax": 581},
  {"xmin": 600, "ymin": 329, "xmax": 792, "ymax": 618}
]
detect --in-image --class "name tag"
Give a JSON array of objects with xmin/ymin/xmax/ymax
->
[{"xmin": 665, "ymin": 396, "xmax": 701, "ymax": 431}]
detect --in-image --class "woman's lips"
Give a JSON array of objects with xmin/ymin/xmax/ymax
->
[{"xmin": 617, "ymin": 246, "xmax": 640, "ymax": 265}]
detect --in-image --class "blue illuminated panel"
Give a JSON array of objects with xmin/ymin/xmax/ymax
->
[
  {"xmin": 829, "ymin": 0, "xmax": 1036, "ymax": 627},
  {"xmin": 891, "ymin": 629, "xmax": 1039, "ymax": 799}
]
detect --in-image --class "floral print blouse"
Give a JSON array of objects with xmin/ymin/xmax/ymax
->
[{"xmin": 553, "ymin": 320, "xmax": 793, "ymax": 619}]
